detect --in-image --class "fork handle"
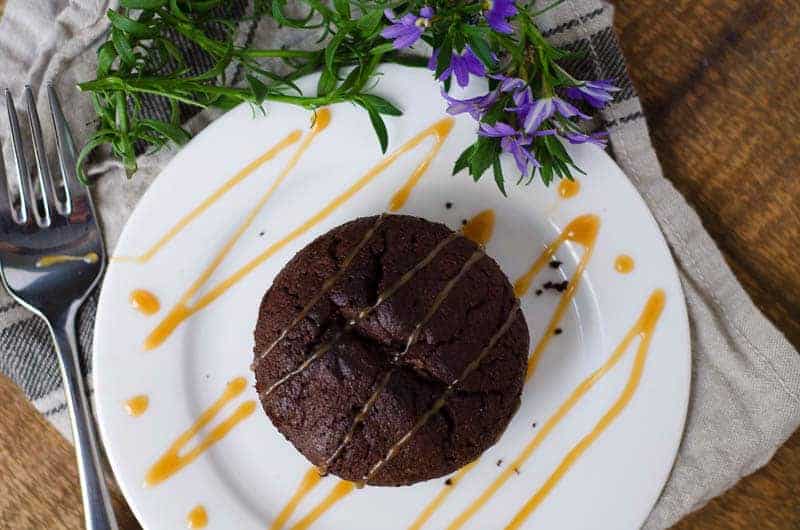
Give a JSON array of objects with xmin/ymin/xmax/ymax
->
[{"xmin": 50, "ymin": 310, "xmax": 119, "ymax": 530}]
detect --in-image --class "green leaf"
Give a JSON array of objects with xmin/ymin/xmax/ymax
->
[
  {"xmin": 357, "ymin": 9, "xmax": 384, "ymax": 38},
  {"xmin": 540, "ymin": 163, "xmax": 554, "ymax": 186},
  {"xmin": 246, "ymin": 74, "xmax": 268, "ymax": 102},
  {"xmin": 107, "ymin": 9, "xmax": 154, "ymax": 37},
  {"xmin": 97, "ymin": 41, "xmax": 117, "ymax": 76},
  {"xmin": 356, "ymin": 101, "xmax": 388, "ymax": 153},
  {"xmin": 469, "ymin": 137, "xmax": 500, "ymax": 181},
  {"xmin": 119, "ymin": 0, "xmax": 166, "ymax": 8},
  {"xmin": 464, "ymin": 27, "xmax": 495, "ymax": 68},
  {"xmin": 435, "ymin": 31, "xmax": 454, "ymax": 79},
  {"xmin": 139, "ymin": 119, "xmax": 191, "ymax": 145},
  {"xmin": 369, "ymin": 42, "xmax": 396, "ymax": 55},
  {"xmin": 111, "ymin": 28, "xmax": 136, "ymax": 67},
  {"xmin": 317, "ymin": 67, "xmax": 337, "ymax": 96},
  {"xmin": 453, "ymin": 145, "xmax": 474, "ymax": 175},
  {"xmin": 493, "ymin": 158, "xmax": 507, "ymax": 196},
  {"xmin": 325, "ymin": 31, "xmax": 346, "ymax": 73},
  {"xmin": 76, "ymin": 130, "xmax": 117, "ymax": 184},
  {"xmin": 333, "ymin": 0, "xmax": 350, "ymax": 19},
  {"xmin": 356, "ymin": 95, "xmax": 402, "ymax": 116}
]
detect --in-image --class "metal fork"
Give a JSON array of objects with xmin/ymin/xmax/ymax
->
[{"xmin": 0, "ymin": 86, "xmax": 118, "ymax": 530}]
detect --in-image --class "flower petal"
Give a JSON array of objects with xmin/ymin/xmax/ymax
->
[
  {"xmin": 420, "ymin": 6, "xmax": 435, "ymax": 18},
  {"xmin": 523, "ymin": 98, "xmax": 554, "ymax": 133},
  {"xmin": 553, "ymin": 97, "xmax": 591, "ymax": 120},
  {"xmin": 391, "ymin": 27, "xmax": 422, "ymax": 49}
]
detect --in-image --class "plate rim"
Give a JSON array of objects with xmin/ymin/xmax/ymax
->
[{"xmin": 92, "ymin": 63, "xmax": 691, "ymax": 530}]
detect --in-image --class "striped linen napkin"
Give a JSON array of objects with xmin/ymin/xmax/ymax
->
[{"xmin": 0, "ymin": 1, "xmax": 798, "ymax": 528}]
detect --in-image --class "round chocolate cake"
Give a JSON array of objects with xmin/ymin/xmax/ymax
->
[{"xmin": 252, "ymin": 214, "xmax": 529, "ymax": 486}]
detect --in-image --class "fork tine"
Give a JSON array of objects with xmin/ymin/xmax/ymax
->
[
  {"xmin": 24, "ymin": 86, "xmax": 56, "ymax": 225},
  {"xmin": 5, "ymin": 89, "xmax": 34, "ymax": 225},
  {"xmin": 0, "ymin": 137, "xmax": 15, "ymax": 224},
  {"xmin": 47, "ymin": 85, "xmax": 86, "ymax": 217}
]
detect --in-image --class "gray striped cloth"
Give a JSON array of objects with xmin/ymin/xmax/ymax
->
[{"xmin": 0, "ymin": 1, "xmax": 798, "ymax": 528}]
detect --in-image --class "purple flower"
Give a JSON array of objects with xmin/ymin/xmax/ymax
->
[
  {"xmin": 520, "ymin": 96, "xmax": 591, "ymax": 134},
  {"xmin": 479, "ymin": 122, "xmax": 540, "ymax": 175},
  {"xmin": 489, "ymin": 73, "xmax": 526, "ymax": 93},
  {"xmin": 564, "ymin": 80, "xmax": 620, "ymax": 109},
  {"xmin": 563, "ymin": 131, "xmax": 609, "ymax": 148},
  {"xmin": 428, "ymin": 46, "xmax": 486, "ymax": 87},
  {"xmin": 484, "ymin": 0, "xmax": 518, "ymax": 34},
  {"xmin": 441, "ymin": 89, "xmax": 499, "ymax": 120},
  {"xmin": 381, "ymin": 7, "xmax": 434, "ymax": 50}
]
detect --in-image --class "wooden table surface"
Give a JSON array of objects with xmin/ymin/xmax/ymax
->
[{"xmin": 0, "ymin": 1, "xmax": 798, "ymax": 529}]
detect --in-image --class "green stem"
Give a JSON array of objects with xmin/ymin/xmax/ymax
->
[
  {"xmin": 529, "ymin": 0, "xmax": 569, "ymax": 18},
  {"xmin": 238, "ymin": 48, "xmax": 321, "ymax": 59}
]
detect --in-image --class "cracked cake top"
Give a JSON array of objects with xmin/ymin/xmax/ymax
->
[{"xmin": 252, "ymin": 214, "xmax": 529, "ymax": 486}]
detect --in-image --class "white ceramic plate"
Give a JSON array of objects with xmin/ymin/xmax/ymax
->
[{"xmin": 93, "ymin": 65, "xmax": 690, "ymax": 530}]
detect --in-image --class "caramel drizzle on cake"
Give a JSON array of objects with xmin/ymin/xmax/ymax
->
[
  {"xmin": 410, "ymin": 213, "xmax": 601, "ymax": 529},
  {"xmin": 137, "ymin": 111, "xmax": 454, "ymax": 351},
  {"xmin": 120, "ymin": 106, "xmax": 667, "ymax": 529},
  {"xmin": 447, "ymin": 289, "xmax": 666, "ymax": 530},
  {"xmin": 360, "ymin": 299, "xmax": 522, "ymax": 486},
  {"xmin": 319, "ymin": 247, "xmax": 486, "ymax": 474},
  {"xmin": 252, "ymin": 212, "xmax": 388, "ymax": 369},
  {"xmin": 258, "ymin": 231, "xmax": 470, "ymax": 401}
]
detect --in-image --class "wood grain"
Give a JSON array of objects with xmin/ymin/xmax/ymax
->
[
  {"xmin": 0, "ymin": 374, "xmax": 140, "ymax": 530},
  {"xmin": 0, "ymin": 0, "xmax": 798, "ymax": 529},
  {"xmin": 613, "ymin": 1, "xmax": 800, "ymax": 528}
]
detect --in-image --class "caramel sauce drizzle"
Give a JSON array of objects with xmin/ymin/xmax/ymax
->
[
  {"xmin": 408, "ymin": 461, "xmax": 478, "ymax": 530},
  {"xmin": 447, "ymin": 290, "xmax": 666, "ymax": 530},
  {"xmin": 259, "ymin": 231, "xmax": 464, "ymax": 403},
  {"xmin": 130, "ymin": 289, "xmax": 160, "ymax": 315},
  {"xmin": 145, "ymin": 377, "xmax": 255, "ymax": 486},
  {"xmin": 557, "ymin": 178, "xmax": 580, "ymax": 199},
  {"xmin": 144, "ymin": 114, "xmax": 454, "ymax": 351},
  {"xmin": 253, "ymin": 213, "xmax": 388, "ymax": 369},
  {"xmin": 407, "ymin": 214, "xmax": 599, "ymax": 529},
  {"xmin": 270, "ymin": 210, "xmax": 493, "ymax": 527},
  {"xmin": 114, "ymin": 130, "xmax": 302, "ymax": 264},
  {"xmin": 362, "ymin": 299, "xmax": 521, "ymax": 485},
  {"xmin": 269, "ymin": 468, "xmax": 323, "ymax": 530},
  {"xmin": 461, "ymin": 209, "xmax": 495, "ymax": 246},
  {"xmin": 186, "ymin": 505, "xmax": 208, "ymax": 528},
  {"xmin": 35, "ymin": 252, "xmax": 98, "ymax": 268},
  {"xmin": 514, "ymin": 214, "xmax": 600, "ymax": 380},
  {"xmin": 124, "ymin": 395, "xmax": 149, "ymax": 417},
  {"xmin": 320, "ymin": 246, "xmax": 485, "ymax": 473},
  {"xmin": 289, "ymin": 480, "xmax": 355, "ymax": 530},
  {"xmin": 144, "ymin": 110, "xmax": 332, "ymax": 350},
  {"xmin": 615, "ymin": 254, "xmax": 635, "ymax": 274}
]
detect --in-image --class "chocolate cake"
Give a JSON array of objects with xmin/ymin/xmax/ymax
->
[{"xmin": 252, "ymin": 214, "xmax": 529, "ymax": 486}]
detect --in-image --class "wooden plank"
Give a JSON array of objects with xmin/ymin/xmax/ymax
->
[
  {"xmin": 0, "ymin": 373, "xmax": 140, "ymax": 529},
  {"xmin": 613, "ymin": 1, "xmax": 800, "ymax": 528}
]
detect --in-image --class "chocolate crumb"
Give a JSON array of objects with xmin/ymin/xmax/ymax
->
[
  {"xmin": 445, "ymin": 478, "xmax": 453, "ymax": 486},
  {"xmin": 496, "ymin": 459, "xmax": 503, "ymax": 466},
  {"xmin": 535, "ymin": 289, "xmax": 543, "ymax": 296},
  {"xmin": 543, "ymin": 280, "xmax": 569, "ymax": 293},
  {"xmin": 513, "ymin": 467, "xmax": 520, "ymax": 475},
  {"xmin": 259, "ymin": 231, "xmax": 265, "ymax": 237},
  {"xmin": 461, "ymin": 219, "xmax": 468, "ymax": 225},
  {"xmin": 549, "ymin": 260, "xmax": 562, "ymax": 269},
  {"xmin": 554, "ymin": 328, "xmax": 563, "ymax": 335},
  {"xmin": 532, "ymin": 422, "xmax": 537, "ymax": 428},
  {"xmin": 446, "ymin": 202, "xmax": 453, "ymax": 209}
]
